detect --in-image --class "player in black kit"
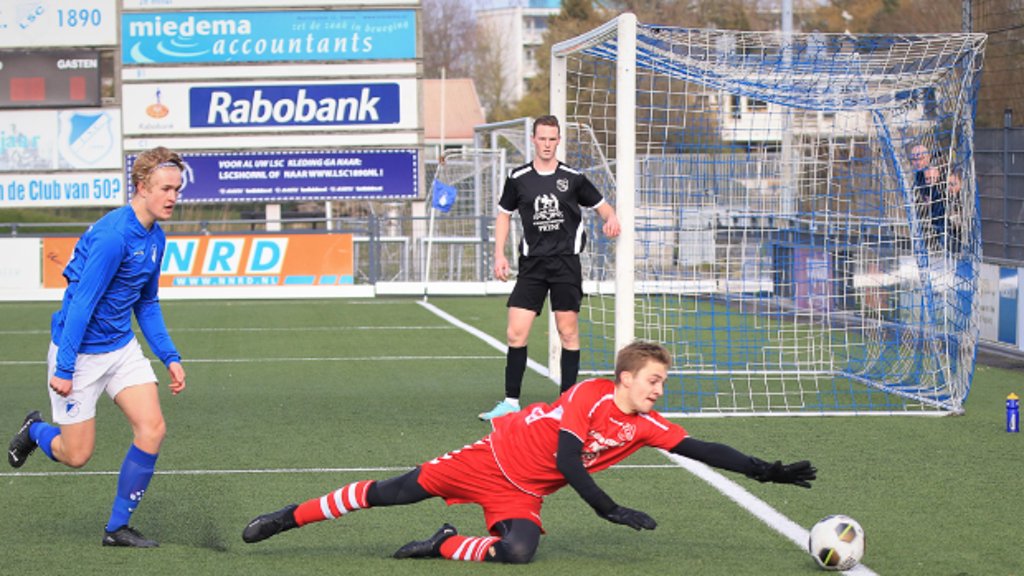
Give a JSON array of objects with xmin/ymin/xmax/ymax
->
[{"xmin": 480, "ymin": 115, "xmax": 620, "ymax": 421}]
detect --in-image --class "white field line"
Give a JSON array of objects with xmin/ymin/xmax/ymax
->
[
  {"xmin": 418, "ymin": 299, "xmax": 878, "ymax": 576},
  {"xmin": 662, "ymin": 452, "xmax": 878, "ymax": 576},
  {"xmin": 0, "ymin": 355, "xmax": 502, "ymax": 366},
  {"xmin": 0, "ymin": 463, "xmax": 679, "ymax": 479},
  {"xmin": 0, "ymin": 325, "xmax": 455, "ymax": 336},
  {"xmin": 416, "ymin": 300, "xmax": 549, "ymax": 377}
]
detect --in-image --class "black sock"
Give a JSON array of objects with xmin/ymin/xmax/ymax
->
[
  {"xmin": 560, "ymin": 349, "xmax": 581, "ymax": 394},
  {"xmin": 505, "ymin": 346, "xmax": 528, "ymax": 399}
]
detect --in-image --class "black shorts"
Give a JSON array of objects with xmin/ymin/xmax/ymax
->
[{"xmin": 507, "ymin": 255, "xmax": 583, "ymax": 315}]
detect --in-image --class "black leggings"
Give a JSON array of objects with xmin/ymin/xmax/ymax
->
[
  {"xmin": 367, "ymin": 468, "xmax": 431, "ymax": 506},
  {"xmin": 367, "ymin": 468, "xmax": 542, "ymax": 564}
]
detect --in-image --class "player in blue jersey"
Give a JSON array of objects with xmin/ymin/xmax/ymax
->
[
  {"xmin": 7, "ymin": 146, "xmax": 188, "ymax": 548},
  {"xmin": 480, "ymin": 115, "xmax": 620, "ymax": 421}
]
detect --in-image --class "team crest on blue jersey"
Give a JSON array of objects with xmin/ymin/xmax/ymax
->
[{"xmin": 556, "ymin": 178, "xmax": 569, "ymax": 193}]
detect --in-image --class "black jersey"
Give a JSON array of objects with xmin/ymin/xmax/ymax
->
[{"xmin": 498, "ymin": 161, "xmax": 605, "ymax": 258}]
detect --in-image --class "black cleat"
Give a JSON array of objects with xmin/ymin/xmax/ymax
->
[
  {"xmin": 242, "ymin": 504, "xmax": 298, "ymax": 543},
  {"xmin": 102, "ymin": 526, "xmax": 159, "ymax": 548},
  {"xmin": 393, "ymin": 523, "xmax": 458, "ymax": 559},
  {"xmin": 8, "ymin": 411, "xmax": 42, "ymax": 468}
]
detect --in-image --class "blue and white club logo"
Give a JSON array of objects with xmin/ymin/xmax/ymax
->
[
  {"xmin": 58, "ymin": 113, "xmax": 117, "ymax": 169},
  {"xmin": 64, "ymin": 399, "xmax": 81, "ymax": 418}
]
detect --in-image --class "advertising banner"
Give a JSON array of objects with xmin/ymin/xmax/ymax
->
[
  {"xmin": 42, "ymin": 236, "xmax": 76, "ymax": 288},
  {"xmin": 977, "ymin": 263, "xmax": 999, "ymax": 343},
  {"xmin": 122, "ymin": 79, "xmax": 417, "ymax": 135},
  {"xmin": 122, "ymin": 10, "xmax": 415, "ymax": 64},
  {"xmin": 1, "ymin": 171, "xmax": 123, "ymax": 208},
  {"xmin": 0, "ymin": 1, "xmax": 117, "ymax": 48},
  {"xmin": 122, "ymin": 62, "xmax": 417, "ymax": 82},
  {"xmin": 123, "ymin": 0, "xmax": 417, "ymax": 8},
  {"xmin": 0, "ymin": 238, "xmax": 41, "ymax": 288},
  {"xmin": 0, "ymin": 50, "xmax": 102, "ymax": 108},
  {"xmin": 999, "ymin": 267, "xmax": 1018, "ymax": 345},
  {"xmin": 43, "ymin": 234, "xmax": 355, "ymax": 288},
  {"xmin": 127, "ymin": 149, "xmax": 418, "ymax": 202},
  {"xmin": 0, "ymin": 108, "xmax": 121, "ymax": 171}
]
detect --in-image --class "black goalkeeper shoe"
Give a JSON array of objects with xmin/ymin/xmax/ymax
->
[
  {"xmin": 242, "ymin": 504, "xmax": 298, "ymax": 543},
  {"xmin": 102, "ymin": 526, "xmax": 159, "ymax": 548},
  {"xmin": 8, "ymin": 410, "xmax": 42, "ymax": 468},
  {"xmin": 393, "ymin": 523, "xmax": 458, "ymax": 559}
]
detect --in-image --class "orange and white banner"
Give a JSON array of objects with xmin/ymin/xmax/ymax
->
[{"xmin": 43, "ymin": 234, "xmax": 353, "ymax": 289}]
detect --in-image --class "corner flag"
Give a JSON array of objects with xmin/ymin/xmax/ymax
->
[{"xmin": 431, "ymin": 179, "xmax": 457, "ymax": 213}]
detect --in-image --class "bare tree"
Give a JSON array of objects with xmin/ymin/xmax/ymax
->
[
  {"xmin": 422, "ymin": 0, "xmax": 477, "ymax": 78},
  {"xmin": 806, "ymin": 0, "xmax": 961, "ymax": 34},
  {"xmin": 473, "ymin": 18, "xmax": 517, "ymax": 120},
  {"xmin": 512, "ymin": 0, "xmax": 608, "ymax": 118}
]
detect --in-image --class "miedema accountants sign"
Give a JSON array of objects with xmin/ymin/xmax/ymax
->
[
  {"xmin": 121, "ymin": 10, "xmax": 416, "ymax": 64},
  {"xmin": 122, "ymin": 79, "xmax": 417, "ymax": 134}
]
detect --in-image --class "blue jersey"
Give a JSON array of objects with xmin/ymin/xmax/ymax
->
[{"xmin": 51, "ymin": 205, "xmax": 180, "ymax": 379}]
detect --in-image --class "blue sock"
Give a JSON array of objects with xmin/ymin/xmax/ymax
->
[
  {"xmin": 28, "ymin": 421, "xmax": 61, "ymax": 461},
  {"xmin": 106, "ymin": 444, "xmax": 159, "ymax": 532}
]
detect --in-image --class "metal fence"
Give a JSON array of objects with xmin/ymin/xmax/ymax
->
[
  {"xmin": 976, "ymin": 125, "xmax": 1024, "ymax": 265},
  {"xmin": 971, "ymin": 0, "xmax": 1024, "ymax": 130}
]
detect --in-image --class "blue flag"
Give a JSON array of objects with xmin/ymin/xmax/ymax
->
[{"xmin": 431, "ymin": 179, "xmax": 457, "ymax": 213}]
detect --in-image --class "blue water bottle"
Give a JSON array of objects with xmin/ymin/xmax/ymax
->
[{"xmin": 1008, "ymin": 393, "xmax": 1020, "ymax": 433}]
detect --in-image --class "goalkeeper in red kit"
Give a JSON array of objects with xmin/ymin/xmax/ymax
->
[{"xmin": 242, "ymin": 341, "xmax": 816, "ymax": 564}]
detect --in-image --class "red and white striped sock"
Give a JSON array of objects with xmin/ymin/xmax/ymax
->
[
  {"xmin": 294, "ymin": 480, "xmax": 374, "ymax": 526},
  {"xmin": 439, "ymin": 535, "xmax": 501, "ymax": 562}
]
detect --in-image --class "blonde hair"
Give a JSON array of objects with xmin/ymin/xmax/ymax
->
[
  {"xmin": 614, "ymin": 341, "xmax": 672, "ymax": 383},
  {"xmin": 131, "ymin": 146, "xmax": 185, "ymax": 190}
]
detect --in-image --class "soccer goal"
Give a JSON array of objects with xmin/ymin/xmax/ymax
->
[{"xmin": 551, "ymin": 14, "xmax": 987, "ymax": 415}]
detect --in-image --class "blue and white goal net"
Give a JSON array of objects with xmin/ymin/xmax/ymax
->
[{"xmin": 552, "ymin": 16, "xmax": 986, "ymax": 415}]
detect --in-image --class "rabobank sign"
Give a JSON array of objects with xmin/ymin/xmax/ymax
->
[
  {"xmin": 122, "ymin": 10, "xmax": 415, "ymax": 64},
  {"xmin": 122, "ymin": 79, "xmax": 417, "ymax": 135},
  {"xmin": 190, "ymin": 84, "xmax": 400, "ymax": 128}
]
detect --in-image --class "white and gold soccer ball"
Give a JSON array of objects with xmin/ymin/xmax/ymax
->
[{"xmin": 808, "ymin": 514, "xmax": 865, "ymax": 571}]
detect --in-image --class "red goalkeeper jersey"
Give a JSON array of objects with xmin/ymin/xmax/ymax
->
[{"xmin": 488, "ymin": 378, "xmax": 688, "ymax": 497}]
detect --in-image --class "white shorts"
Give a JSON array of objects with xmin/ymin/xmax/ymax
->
[{"xmin": 47, "ymin": 338, "xmax": 158, "ymax": 425}]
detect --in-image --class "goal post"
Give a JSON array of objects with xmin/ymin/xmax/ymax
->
[
  {"xmin": 551, "ymin": 16, "xmax": 987, "ymax": 415},
  {"xmin": 550, "ymin": 15, "xmax": 639, "ymax": 382}
]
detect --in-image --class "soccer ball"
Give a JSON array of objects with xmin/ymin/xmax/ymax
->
[{"xmin": 808, "ymin": 514, "xmax": 865, "ymax": 571}]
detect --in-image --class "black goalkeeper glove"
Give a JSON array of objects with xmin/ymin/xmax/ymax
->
[
  {"xmin": 599, "ymin": 505, "xmax": 658, "ymax": 531},
  {"xmin": 749, "ymin": 459, "xmax": 817, "ymax": 488}
]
